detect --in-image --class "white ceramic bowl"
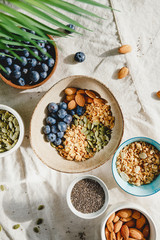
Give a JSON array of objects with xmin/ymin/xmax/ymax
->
[
  {"xmin": 0, "ymin": 104, "xmax": 24, "ymax": 158},
  {"xmin": 66, "ymin": 175, "xmax": 109, "ymax": 219},
  {"xmin": 101, "ymin": 202, "xmax": 157, "ymax": 240}
]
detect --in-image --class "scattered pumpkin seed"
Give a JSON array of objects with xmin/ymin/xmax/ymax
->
[
  {"xmin": 13, "ymin": 224, "xmax": 20, "ymax": 230},
  {"xmin": 0, "ymin": 224, "xmax": 2, "ymax": 232},
  {"xmin": 36, "ymin": 218, "xmax": 43, "ymax": 225},
  {"xmin": 0, "ymin": 185, "xmax": 4, "ymax": 191},
  {"xmin": 38, "ymin": 205, "xmax": 45, "ymax": 210},
  {"xmin": 33, "ymin": 227, "xmax": 39, "ymax": 233}
]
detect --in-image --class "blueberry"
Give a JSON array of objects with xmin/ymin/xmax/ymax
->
[
  {"xmin": 28, "ymin": 58, "xmax": 37, "ymax": 67},
  {"xmin": 65, "ymin": 24, "xmax": 75, "ymax": 34},
  {"xmin": 76, "ymin": 106, "xmax": 85, "ymax": 116},
  {"xmin": 46, "ymin": 45, "xmax": 51, "ymax": 50},
  {"xmin": 59, "ymin": 102, "xmax": 67, "ymax": 110},
  {"xmin": 54, "ymin": 138, "xmax": 62, "ymax": 146},
  {"xmin": 46, "ymin": 116, "xmax": 56, "ymax": 125},
  {"xmin": 57, "ymin": 131, "xmax": 64, "ymax": 139},
  {"xmin": 51, "ymin": 125, "xmax": 58, "ymax": 134},
  {"xmin": 5, "ymin": 57, "xmax": 12, "ymax": 66},
  {"xmin": 57, "ymin": 109, "xmax": 67, "ymax": 119},
  {"xmin": 41, "ymin": 47, "xmax": 47, "ymax": 53},
  {"xmin": 38, "ymin": 41, "xmax": 45, "ymax": 48},
  {"xmin": 43, "ymin": 125, "xmax": 50, "ymax": 134},
  {"xmin": 23, "ymin": 50, "xmax": 29, "ymax": 57},
  {"xmin": 64, "ymin": 114, "xmax": 72, "ymax": 124},
  {"xmin": 30, "ymin": 30, "xmax": 36, "ymax": 35},
  {"xmin": 58, "ymin": 122, "xmax": 67, "ymax": 132},
  {"xmin": 0, "ymin": 53, "xmax": 5, "ymax": 61},
  {"xmin": 17, "ymin": 77, "xmax": 25, "ymax": 86},
  {"xmin": 50, "ymin": 112, "xmax": 58, "ymax": 119},
  {"xmin": 21, "ymin": 28, "xmax": 27, "ymax": 32},
  {"xmin": 41, "ymin": 54, "xmax": 48, "ymax": 61},
  {"xmin": 12, "ymin": 70, "xmax": 21, "ymax": 79},
  {"xmin": 46, "ymin": 133, "xmax": 56, "ymax": 142},
  {"xmin": 22, "ymin": 68, "xmax": 28, "ymax": 75},
  {"xmin": 48, "ymin": 103, "xmax": 58, "ymax": 113},
  {"xmin": 69, "ymin": 109, "xmax": 75, "ymax": 116},
  {"xmin": 40, "ymin": 72, "xmax": 47, "ymax": 79},
  {"xmin": 32, "ymin": 49, "xmax": 39, "ymax": 56},
  {"xmin": 48, "ymin": 58, "xmax": 55, "ymax": 68},
  {"xmin": 13, "ymin": 64, "xmax": 21, "ymax": 71},
  {"xmin": 41, "ymin": 63, "xmax": 48, "ymax": 72},
  {"xmin": 4, "ymin": 49, "xmax": 9, "ymax": 54},
  {"xmin": 29, "ymin": 71, "xmax": 40, "ymax": 82},
  {"xmin": 74, "ymin": 52, "xmax": 85, "ymax": 63},
  {"xmin": 20, "ymin": 56, "xmax": 27, "ymax": 66},
  {"xmin": 5, "ymin": 67, "xmax": 11, "ymax": 76}
]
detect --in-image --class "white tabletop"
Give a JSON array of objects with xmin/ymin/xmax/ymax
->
[{"xmin": 0, "ymin": 0, "xmax": 160, "ymax": 239}]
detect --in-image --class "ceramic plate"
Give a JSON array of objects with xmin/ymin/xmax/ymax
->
[{"xmin": 30, "ymin": 75, "xmax": 124, "ymax": 173}]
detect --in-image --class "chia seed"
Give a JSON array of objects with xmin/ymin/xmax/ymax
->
[{"xmin": 71, "ymin": 178, "xmax": 105, "ymax": 213}]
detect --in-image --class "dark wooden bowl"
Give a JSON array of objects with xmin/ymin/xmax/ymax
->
[{"xmin": 0, "ymin": 35, "xmax": 58, "ymax": 90}]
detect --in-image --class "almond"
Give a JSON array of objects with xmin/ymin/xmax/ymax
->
[
  {"xmin": 68, "ymin": 100, "xmax": 77, "ymax": 110},
  {"xmin": 77, "ymin": 89, "xmax": 85, "ymax": 95},
  {"xmin": 117, "ymin": 231, "xmax": 123, "ymax": 240},
  {"xmin": 125, "ymin": 219, "xmax": 135, "ymax": 228},
  {"xmin": 121, "ymin": 217, "xmax": 133, "ymax": 222},
  {"xmin": 118, "ymin": 45, "xmax": 132, "ymax": 54},
  {"xmin": 85, "ymin": 96, "xmax": 93, "ymax": 103},
  {"xmin": 129, "ymin": 228, "xmax": 144, "ymax": 239},
  {"xmin": 110, "ymin": 232, "xmax": 116, "ymax": 240},
  {"xmin": 117, "ymin": 209, "xmax": 132, "ymax": 218},
  {"xmin": 66, "ymin": 94, "xmax": 75, "ymax": 101},
  {"xmin": 107, "ymin": 221, "xmax": 114, "ymax": 232},
  {"xmin": 91, "ymin": 90, "xmax": 101, "ymax": 98},
  {"xmin": 142, "ymin": 225, "xmax": 150, "ymax": 238},
  {"xmin": 85, "ymin": 90, "xmax": 96, "ymax": 98},
  {"xmin": 113, "ymin": 215, "xmax": 120, "ymax": 223},
  {"xmin": 118, "ymin": 67, "xmax": 129, "ymax": 79},
  {"xmin": 105, "ymin": 227, "xmax": 110, "ymax": 240},
  {"xmin": 75, "ymin": 94, "xmax": 85, "ymax": 107},
  {"xmin": 107, "ymin": 213, "xmax": 115, "ymax": 224},
  {"xmin": 114, "ymin": 220, "xmax": 123, "ymax": 233},
  {"xmin": 132, "ymin": 210, "xmax": 141, "ymax": 220},
  {"xmin": 121, "ymin": 225, "xmax": 129, "ymax": 240},
  {"xmin": 93, "ymin": 98, "xmax": 105, "ymax": 105},
  {"xmin": 65, "ymin": 87, "xmax": 77, "ymax": 95},
  {"xmin": 156, "ymin": 91, "xmax": 160, "ymax": 98},
  {"xmin": 136, "ymin": 215, "xmax": 146, "ymax": 229}
]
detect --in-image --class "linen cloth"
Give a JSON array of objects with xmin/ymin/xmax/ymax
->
[{"xmin": 0, "ymin": 0, "xmax": 160, "ymax": 239}]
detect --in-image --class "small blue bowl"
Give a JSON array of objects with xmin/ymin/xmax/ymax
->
[{"xmin": 112, "ymin": 137, "xmax": 160, "ymax": 197}]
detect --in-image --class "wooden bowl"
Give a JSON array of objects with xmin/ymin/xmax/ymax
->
[
  {"xmin": 30, "ymin": 75, "xmax": 124, "ymax": 173},
  {"xmin": 0, "ymin": 35, "xmax": 58, "ymax": 89}
]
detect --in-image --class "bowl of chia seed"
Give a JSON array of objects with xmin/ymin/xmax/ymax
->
[{"xmin": 66, "ymin": 175, "xmax": 109, "ymax": 219}]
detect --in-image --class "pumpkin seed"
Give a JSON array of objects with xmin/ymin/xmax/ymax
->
[
  {"xmin": 0, "ymin": 185, "xmax": 4, "ymax": 191},
  {"xmin": 79, "ymin": 120, "xmax": 84, "ymax": 126},
  {"xmin": 38, "ymin": 205, "xmax": 45, "ymax": 210},
  {"xmin": 36, "ymin": 218, "xmax": 43, "ymax": 225},
  {"xmin": 13, "ymin": 224, "xmax": 20, "ymax": 230},
  {"xmin": 33, "ymin": 227, "xmax": 39, "ymax": 233},
  {"xmin": 83, "ymin": 116, "xmax": 88, "ymax": 124},
  {"xmin": 0, "ymin": 224, "xmax": 2, "ymax": 232}
]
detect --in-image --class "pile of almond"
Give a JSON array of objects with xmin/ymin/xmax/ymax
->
[
  {"xmin": 64, "ymin": 87, "xmax": 107, "ymax": 110},
  {"xmin": 105, "ymin": 208, "xmax": 150, "ymax": 240}
]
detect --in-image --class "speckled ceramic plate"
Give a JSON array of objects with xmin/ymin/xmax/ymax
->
[{"xmin": 30, "ymin": 75, "xmax": 124, "ymax": 173}]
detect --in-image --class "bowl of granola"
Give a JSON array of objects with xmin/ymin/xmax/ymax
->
[
  {"xmin": 112, "ymin": 137, "xmax": 160, "ymax": 196},
  {"xmin": 30, "ymin": 75, "xmax": 124, "ymax": 173}
]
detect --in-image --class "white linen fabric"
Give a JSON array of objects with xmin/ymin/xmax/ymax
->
[{"xmin": 0, "ymin": 0, "xmax": 159, "ymax": 239}]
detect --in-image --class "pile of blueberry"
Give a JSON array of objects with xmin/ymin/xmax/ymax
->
[
  {"xmin": 0, "ymin": 28, "xmax": 56, "ymax": 86},
  {"xmin": 43, "ymin": 102, "xmax": 85, "ymax": 146}
]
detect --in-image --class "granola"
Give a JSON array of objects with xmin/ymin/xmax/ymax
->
[{"xmin": 117, "ymin": 141, "xmax": 160, "ymax": 186}]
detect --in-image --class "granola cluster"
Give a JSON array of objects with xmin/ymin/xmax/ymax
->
[
  {"xmin": 85, "ymin": 103, "xmax": 114, "ymax": 129},
  {"xmin": 57, "ymin": 125, "xmax": 94, "ymax": 161},
  {"xmin": 117, "ymin": 141, "xmax": 160, "ymax": 186}
]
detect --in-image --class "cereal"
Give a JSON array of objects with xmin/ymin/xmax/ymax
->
[{"xmin": 116, "ymin": 141, "xmax": 160, "ymax": 186}]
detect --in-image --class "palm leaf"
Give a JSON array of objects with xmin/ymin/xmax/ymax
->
[{"xmin": 0, "ymin": 0, "xmax": 117, "ymax": 72}]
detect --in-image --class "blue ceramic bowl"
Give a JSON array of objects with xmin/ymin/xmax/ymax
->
[{"xmin": 112, "ymin": 137, "xmax": 160, "ymax": 197}]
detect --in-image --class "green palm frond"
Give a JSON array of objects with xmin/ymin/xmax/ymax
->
[{"xmin": 0, "ymin": 0, "xmax": 116, "ymax": 68}]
